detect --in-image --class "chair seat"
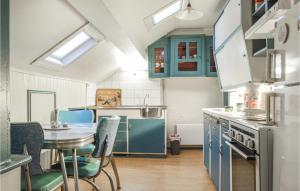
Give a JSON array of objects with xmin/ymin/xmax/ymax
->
[
  {"xmin": 52, "ymin": 156, "xmax": 100, "ymax": 177},
  {"xmin": 62, "ymin": 143, "xmax": 95, "ymax": 156},
  {"xmin": 21, "ymin": 171, "xmax": 64, "ymax": 191}
]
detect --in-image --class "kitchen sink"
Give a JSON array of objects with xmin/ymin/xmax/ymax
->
[{"xmin": 140, "ymin": 107, "xmax": 162, "ymax": 118}]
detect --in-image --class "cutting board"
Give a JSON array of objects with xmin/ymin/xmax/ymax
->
[{"xmin": 96, "ymin": 89, "xmax": 121, "ymax": 107}]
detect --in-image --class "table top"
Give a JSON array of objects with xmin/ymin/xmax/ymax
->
[{"xmin": 42, "ymin": 123, "xmax": 97, "ymax": 149}]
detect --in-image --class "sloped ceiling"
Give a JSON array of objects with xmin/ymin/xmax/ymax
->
[
  {"xmin": 102, "ymin": 0, "xmax": 225, "ymax": 51},
  {"xmin": 11, "ymin": 0, "xmax": 225, "ymax": 83},
  {"xmin": 11, "ymin": 0, "xmax": 131, "ymax": 82}
]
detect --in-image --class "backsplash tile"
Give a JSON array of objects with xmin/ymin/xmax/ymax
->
[{"xmin": 97, "ymin": 70, "xmax": 162, "ymax": 106}]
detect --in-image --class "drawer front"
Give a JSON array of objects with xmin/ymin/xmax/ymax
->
[
  {"xmin": 118, "ymin": 122, "xmax": 127, "ymax": 131},
  {"xmin": 116, "ymin": 131, "xmax": 127, "ymax": 141},
  {"xmin": 113, "ymin": 140, "xmax": 127, "ymax": 153}
]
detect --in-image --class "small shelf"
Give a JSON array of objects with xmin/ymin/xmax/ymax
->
[
  {"xmin": 253, "ymin": 39, "xmax": 274, "ymax": 57},
  {"xmin": 246, "ymin": 0, "xmax": 291, "ymax": 39},
  {"xmin": 253, "ymin": 47, "xmax": 268, "ymax": 57},
  {"xmin": 252, "ymin": 2, "xmax": 266, "ymax": 18}
]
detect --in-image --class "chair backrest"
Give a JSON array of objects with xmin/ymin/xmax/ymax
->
[
  {"xmin": 57, "ymin": 110, "xmax": 94, "ymax": 124},
  {"xmin": 10, "ymin": 122, "xmax": 44, "ymax": 175},
  {"xmin": 92, "ymin": 116, "xmax": 120, "ymax": 158}
]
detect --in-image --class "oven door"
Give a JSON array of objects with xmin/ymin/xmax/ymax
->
[{"xmin": 225, "ymin": 140, "xmax": 257, "ymax": 191}]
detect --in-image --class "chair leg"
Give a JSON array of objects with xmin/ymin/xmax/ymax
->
[
  {"xmin": 102, "ymin": 169, "xmax": 115, "ymax": 191},
  {"xmin": 81, "ymin": 178, "xmax": 100, "ymax": 191},
  {"xmin": 111, "ymin": 157, "xmax": 121, "ymax": 189}
]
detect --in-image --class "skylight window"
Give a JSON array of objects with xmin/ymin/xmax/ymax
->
[
  {"xmin": 153, "ymin": 0, "xmax": 182, "ymax": 24},
  {"xmin": 45, "ymin": 31, "xmax": 97, "ymax": 66}
]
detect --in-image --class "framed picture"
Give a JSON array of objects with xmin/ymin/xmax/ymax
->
[{"xmin": 96, "ymin": 89, "xmax": 121, "ymax": 107}]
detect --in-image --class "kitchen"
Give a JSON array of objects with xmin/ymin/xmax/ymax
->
[{"xmin": 0, "ymin": 0, "xmax": 299, "ymax": 191}]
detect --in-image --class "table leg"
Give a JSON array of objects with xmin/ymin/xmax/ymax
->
[
  {"xmin": 58, "ymin": 150, "xmax": 69, "ymax": 191},
  {"xmin": 111, "ymin": 156, "xmax": 121, "ymax": 189},
  {"xmin": 72, "ymin": 149, "xmax": 80, "ymax": 191}
]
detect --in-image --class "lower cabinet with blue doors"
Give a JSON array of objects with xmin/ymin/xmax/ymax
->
[
  {"xmin": 99, "ymin": 115, "xmax": 166, "ymax": 156},
  {"xmin": 128, "ymin": 119, "xmax": 165, "ymax": 155},
  {"xmin": 203, "ymin": 114, "xmax": 210, "ymax": 171},
  {"xmin": 203, "ymin": 114, "xmax": 230, "ymax": 191}
]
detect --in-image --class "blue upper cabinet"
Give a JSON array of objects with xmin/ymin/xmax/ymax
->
[
  {"xmin": 205, "ymin": 36, "xmax": 218, "ymax": 77},
  {"xmin": 170, "ymin": 36, "xmax": 205, "ymax": 77},
  {"xmin": 148, "ymin": 38, "xmax": 170, "ymax": 78},
  {"xmin": 148, "ymin": 35, "xmax": 218, "ymax": 78}
]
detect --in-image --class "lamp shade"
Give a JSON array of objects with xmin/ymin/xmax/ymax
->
[{"xmin": 176, "ymin": 1, "xmax": 204, "ymax": 20}]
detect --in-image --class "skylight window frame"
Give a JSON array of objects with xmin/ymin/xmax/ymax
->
[
  {"xmin": 152, "ymin": 0, "xmax": 182, "ymax": 25},
  {"xmin": 32, "ymin": 24, "xmax": 104, "ymax": 71},
  {"xmin": 45, "ymin": 31, "xmax": 97, "ymax": 66}
]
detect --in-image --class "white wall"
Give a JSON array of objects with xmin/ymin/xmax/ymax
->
[
  {"xmin": 164, "ymin": 78, "xmax": 223, "ymax": 134},
  {"xmin": 10, "ymin": 69, "xmax": 96, "ymax": 122},
  {"xmin": 97, "ymin": 70, "xmax": 162, "ymax": 105}
]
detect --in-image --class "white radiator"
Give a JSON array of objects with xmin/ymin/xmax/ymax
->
[{"xmin": 176, "ymin": 124, "xmax": 203, "ymax": 146}]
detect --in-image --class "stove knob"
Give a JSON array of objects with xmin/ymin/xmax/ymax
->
[
  {"xmin": 236, "ymin": 134, "xmax": 240, "ymax": 141},
  {"xmin": 245, "ymin": 139, "xmax": 249, "ymax": 146},
  {"xmin": 240, "ymin": 135, "xmax": 244, "ymax": 142},
  {"xmin": 230, "ymin": 130, "xmax": 235, "ymax": 138},
  {"xmin": 248, "ymin": 140, "xmax": 255, "ymax": 149}
]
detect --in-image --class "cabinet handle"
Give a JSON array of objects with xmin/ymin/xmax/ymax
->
[
  {"xmin": 266, "ymin": 50, "xmax": 285, "ymax": 82},
  {"xmin": 219, "ymin": 144, "xmax": 223, "ymax": 156},
  {"xmin": 128, "ymin": 124, "xmax": 132, "ymax": 130},
  {"xmin": 266, "ymin": 93, "xmax": 278, "ymax": 125}
]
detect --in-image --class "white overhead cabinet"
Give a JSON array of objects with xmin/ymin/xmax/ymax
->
[
  {"xmin": 214, "ymin": 0, "xmax": 241, "ymax": 51},
  {"xmin": 214, "ymin": 0, "xmax": 267, "ymax": 90},
  {"xmin": 215, "ymin": 28, "xmax": 251, "ymax": 89}
]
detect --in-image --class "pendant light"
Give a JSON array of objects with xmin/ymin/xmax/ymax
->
[{"xmin": 176, "ymin": 0, "xmax": 204, "ymax": 20}]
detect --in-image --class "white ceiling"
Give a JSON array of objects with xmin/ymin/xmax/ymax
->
[
  {"xmin": 102, "ymin": 0, "xmax": 225, "ymax": 50},
  {"xmin": 10, "ymin": 0, "xmax": 225, "ymax": 83}
]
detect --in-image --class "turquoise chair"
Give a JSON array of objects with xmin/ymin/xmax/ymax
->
[
  {"xmin": 52, "ymin": 116, "xmax": 120, "ymax": 191},
  {"xmin": 57, "ymin": 109, "xmax": 95, "ymax": 156},
  {"xmin": 11, "ymin": 122, "xmax": 65, "ymax": 191}
]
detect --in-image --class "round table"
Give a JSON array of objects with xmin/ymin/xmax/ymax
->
[{"xmin": 43, "ymin": 124, "xmax": 96, "ymax": 191}]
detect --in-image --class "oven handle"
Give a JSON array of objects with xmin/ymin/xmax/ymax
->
[
  {"xmin": 222, "ymin": 133, "xmax": 234, "ymax": 142},
  {"xmin": 225, "ymin": 141, "xmax": 256, "ymax": 160}
]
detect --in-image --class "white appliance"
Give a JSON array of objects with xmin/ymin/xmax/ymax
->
[
  {"xmin": 223, "ymin": 121, "xmax": 273, "ymax": 191},
  {"xmin": 265, "ymin": 3, "xmax": 300, "ymax": 191}
]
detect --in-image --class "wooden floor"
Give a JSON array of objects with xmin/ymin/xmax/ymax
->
[{"xmin": 65, "ymin": 149, "xmax": 216, "ymax": 191}]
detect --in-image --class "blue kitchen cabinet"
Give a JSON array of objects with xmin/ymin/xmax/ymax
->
[
  {"xmin": 128, "ymin": 119, "xmax": 165, "ymax": 154},
  {"xmin": 205, "ymin": 36, "xmax": 218, "ymax": 77},
  {"xmin": 211, "ymin": 136, "xmax": 220, "ymax": 190},
  {"xmin": 99, "ymin": 116, "xmax": 128, "ymax": 153},
  {"xmin": 203, "ymin": 114, "xmax": 210, "ymax": 171},
  {"xmin": 148, "ymin": 38, "xmax": 170, "ymax": 78},
  {"xmin": 170, "ymin": 36, "xmax": 205, "ymax": 77},
  {"xmin": 221, "ymin": 123, "xmax": 230, "ymax": 191}
]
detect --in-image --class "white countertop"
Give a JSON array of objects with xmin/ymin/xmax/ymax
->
[{"xmin": 202, "ymin": 108, "xmax": 274, "ymax": 131}]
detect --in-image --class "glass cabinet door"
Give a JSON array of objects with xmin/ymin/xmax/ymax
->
[
  {"xmin": 206, "ymin": 36, "xmax": 217, "ymax": 77},
  {"xmin": 149, "ymin": 38, "xmax": 169, "ymax": 78},
  {"xmin": 154, "ymin": 47, "xmax": 165, "ymax": 74},
  {"xmin": 175, "ymin": 39, "xmax": 202, "ymax": 74},
  {"xmin": 209, "ymin": 46, "xmax": 216, "ymax": 73}
]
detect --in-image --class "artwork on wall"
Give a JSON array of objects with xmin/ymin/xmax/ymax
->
[{"xmin": 96, "ymin": 89, "xmax": 122, "ymax": 107}]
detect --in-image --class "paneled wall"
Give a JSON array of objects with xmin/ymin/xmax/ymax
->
[
  {"xmin": 10, "ymin": 69, "xmax": 96, "ymax": 122},
  {"xmin": 97, "ymin": 70, "xmax": 162, "ymax": 105}
]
